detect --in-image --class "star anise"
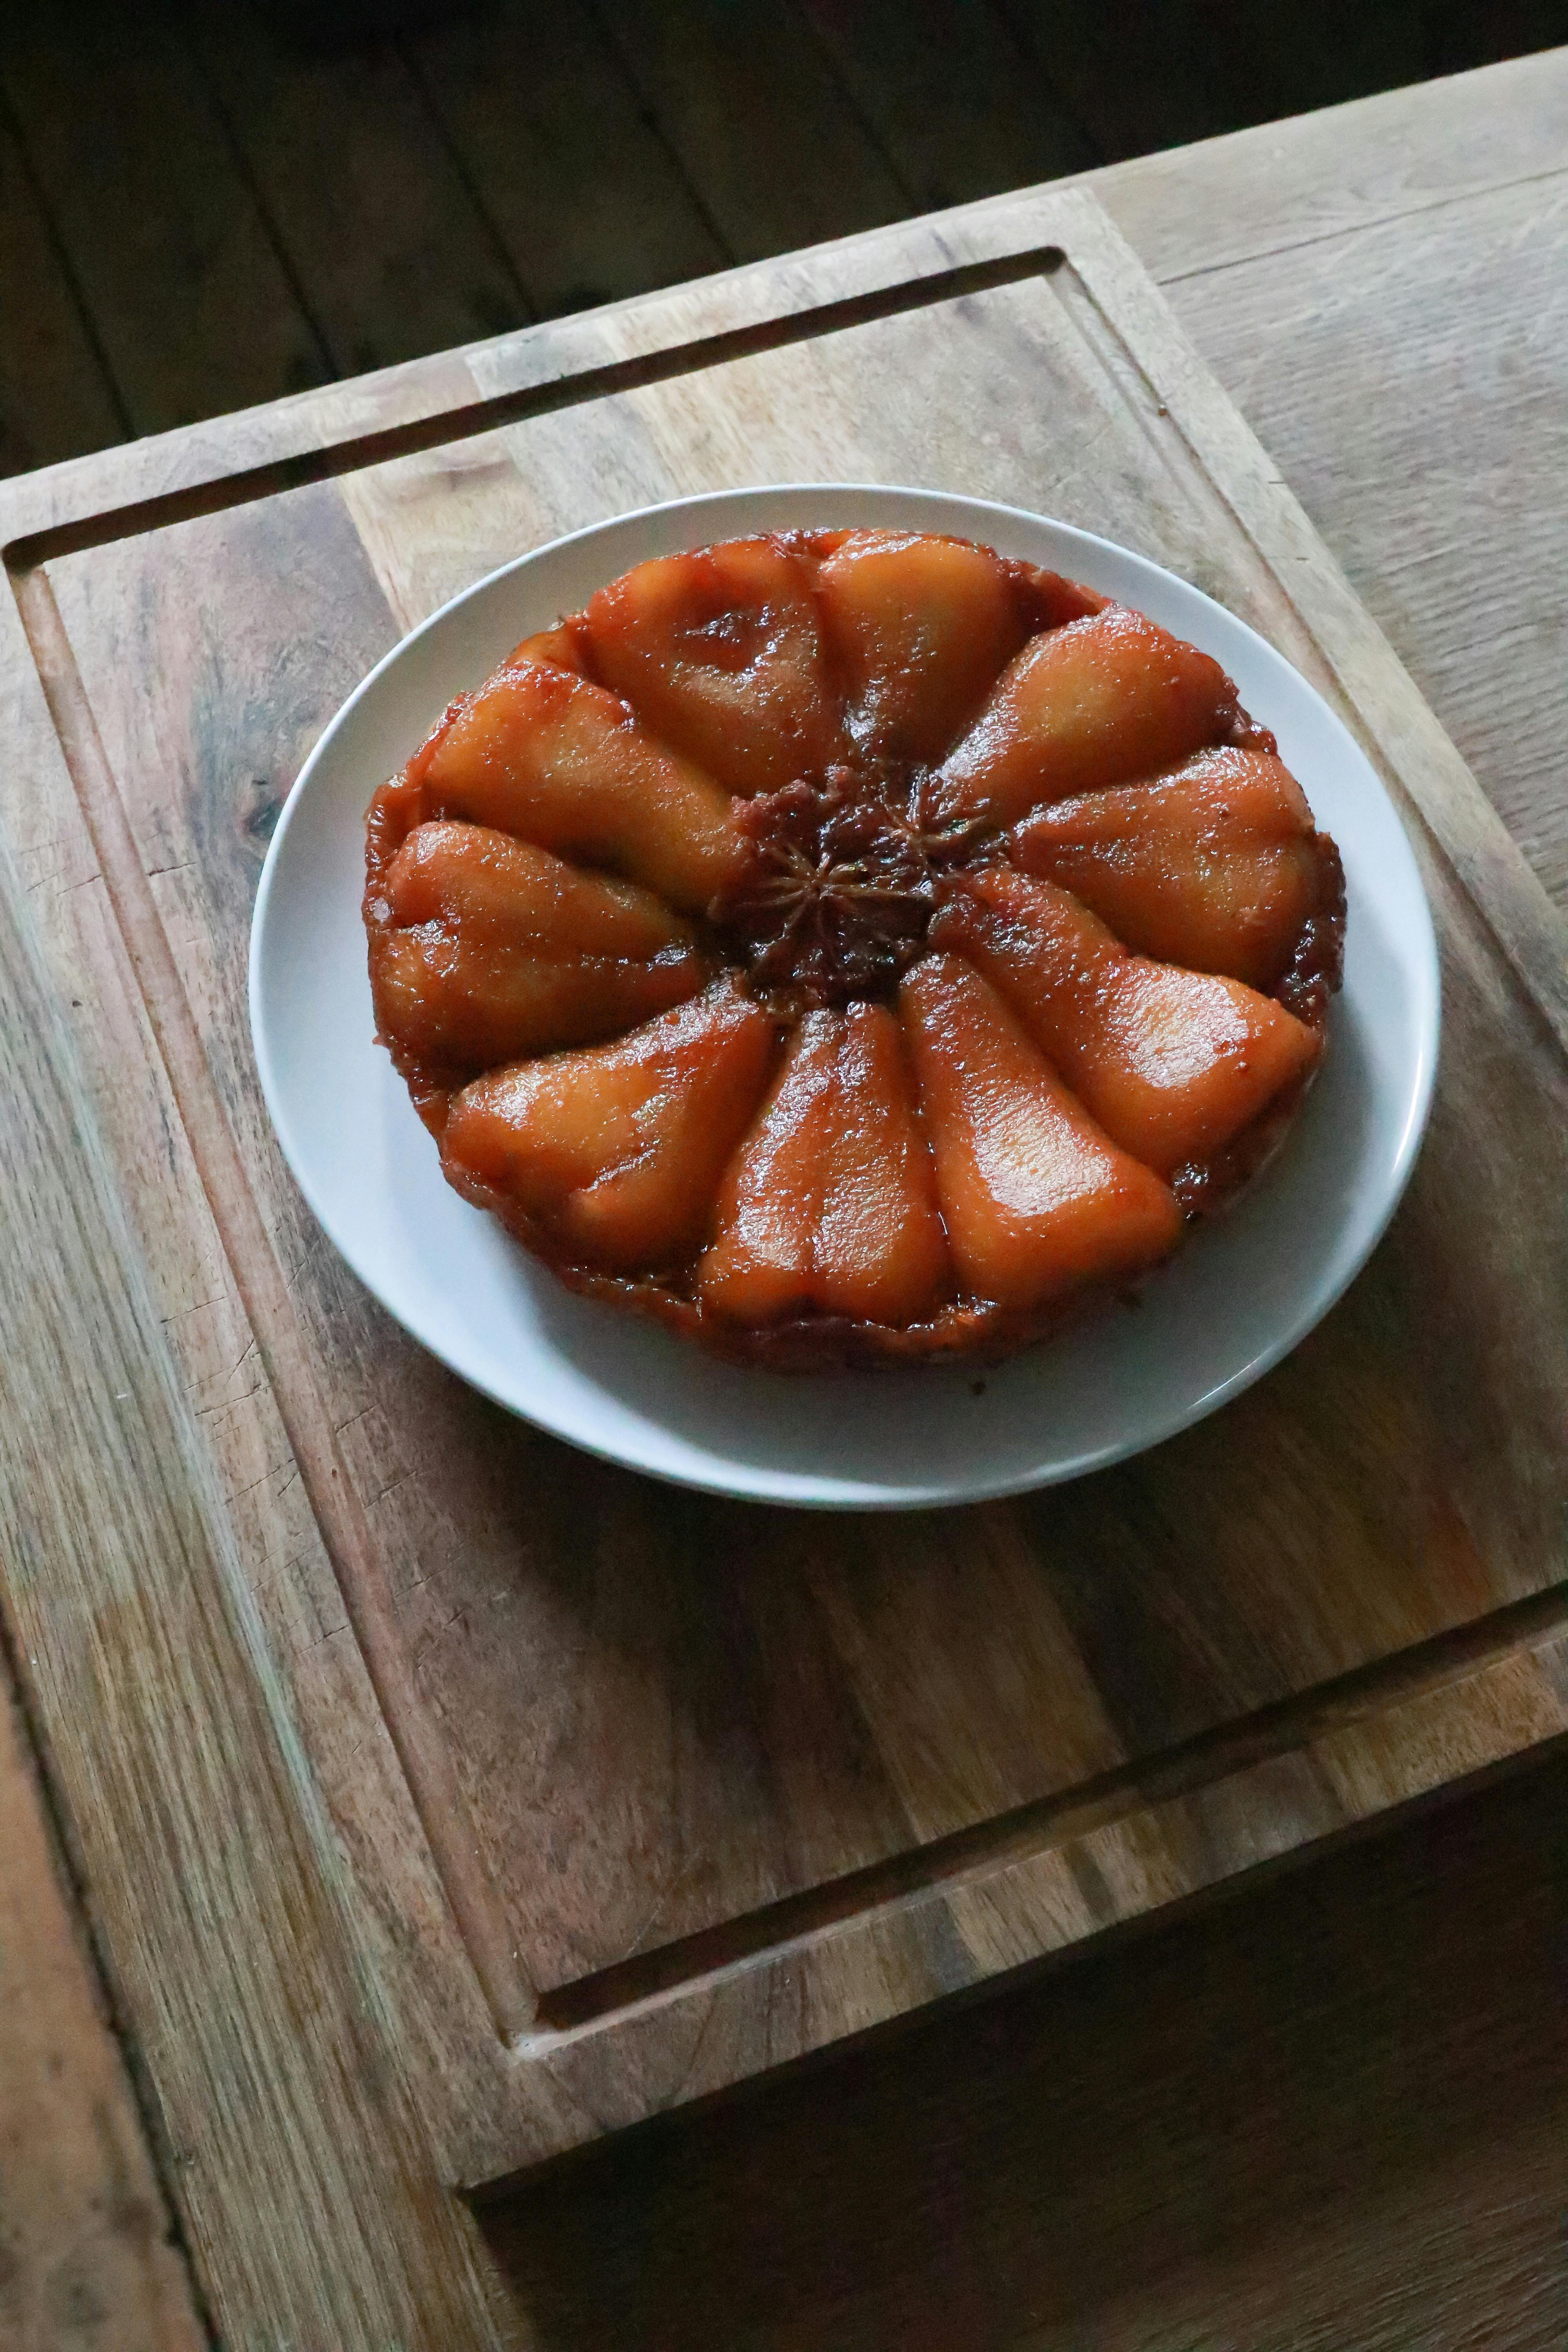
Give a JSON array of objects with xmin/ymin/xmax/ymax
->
[{"xmin": 711, "ymin": 764, "xmax": 998, "ymax": 1011}]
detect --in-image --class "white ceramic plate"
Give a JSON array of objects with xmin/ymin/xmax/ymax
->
[{"xmin": 249, "ymin": 484, "xmax": 1439, "ymax": 1509}]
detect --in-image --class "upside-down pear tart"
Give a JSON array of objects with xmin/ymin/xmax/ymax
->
[{"xmin": 364, "ymin": 530, "xmax": 1345, "ymax": 1367}]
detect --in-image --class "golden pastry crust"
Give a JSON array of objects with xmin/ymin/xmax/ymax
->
[{"xmin": 364, "ymin": 529, "xmax": 1344, "ymax": 1368}]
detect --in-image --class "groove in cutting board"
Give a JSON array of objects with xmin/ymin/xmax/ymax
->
[
  {"xmin": 0, "ymin": 242, "xmax": 1066, "ymax": 570},
  {"xmin": 535, "ymin": 1577, "xmax": 1568, "ymax": 2028}
]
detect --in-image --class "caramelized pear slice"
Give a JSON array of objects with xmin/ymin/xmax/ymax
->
[
  {"xmin": 379, "ymin": 819, "xmax": 695, "ymax": 957},
  {"xmin": 696, "ymin": 1015, "xmax": 833, "ymax": 1327},
  {"xmin": 412, "ymin": 657, "xmax": 743, "ymax": 910},
  {"xmin": 900, "ymin": 956, "xmax": 1181, "ymax": 1311},
  {"xmin": 698, "ymin": 1004, "xmax": 949, "ymax": 1327},
  {"xmin": 813, "ymin": 1005, "xmax": 950, "ymax": 1323},
  {"xmin": 932, "ymin": 868, "xmax": 1320, "ymax": 1178},
  {"xmin": 506, "ymin": 618, "xmax": 595, "ymax": 677},
  {"xmin": 373, "ymin": 937, "xmax": 704, "ymax": 1074},
  {"xmin": 1009, "ymin": 746, "xmax": 1327, "ymax": 989},
  {"xmin": 815, "ymin": 531, "xmax": 1036, "ymax": 765},
  {"xmin": 935, "ymin": 606, "xmax": 1238, "ymax": 826},
  {"xmin": 583, "ymin": 537, "xmax": 846, "ymax": 796},
  {"xmin": 368, "ymin": 819, "xmax": 708, "ymax": 1071},
  {"xmin": 439, "ymin": 978, "xmax": 778, "ymax": 1274}
]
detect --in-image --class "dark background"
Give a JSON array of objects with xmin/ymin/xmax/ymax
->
[{"xmin": 1, "ymin": 0, "xmax": 1563, "ymax": 477}]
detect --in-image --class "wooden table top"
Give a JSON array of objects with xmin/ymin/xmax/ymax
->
[{"xmin": 2, "ymin": 49, "xmax": 1564, "ymax": 2351}]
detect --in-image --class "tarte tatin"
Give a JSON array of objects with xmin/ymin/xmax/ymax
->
[{"xmin": 364, "ymin": 530, "xmax": 1344, "ymax": 1367}]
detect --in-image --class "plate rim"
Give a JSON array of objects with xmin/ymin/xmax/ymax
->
[{"xmin": 248, "ymin": 481, "xmax": 1442, "ymax": 1508}]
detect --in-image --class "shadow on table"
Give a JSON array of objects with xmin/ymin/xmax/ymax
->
[{"xmin": 473, "ymin": 1737, "xmax": 1568, "ymax": 2350}]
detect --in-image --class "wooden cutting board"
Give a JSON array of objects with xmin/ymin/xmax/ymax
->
[{"xmin": 3, "ymin": 184, "xmax": 1566, "ymax": 2344}]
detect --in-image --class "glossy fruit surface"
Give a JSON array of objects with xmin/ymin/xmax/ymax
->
[{"xmin": 364, "ymin": 529, "xmax": 1344, "ymax": 1365}]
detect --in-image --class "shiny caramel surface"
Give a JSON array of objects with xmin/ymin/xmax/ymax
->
[{"xmin": 363, "ymin": 529, "xmax": 1344, "ymax": 1364}]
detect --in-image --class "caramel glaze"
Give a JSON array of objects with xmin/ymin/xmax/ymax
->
[
  {"xmin": 1274, "ymin": 831, "xmax": 1347, "ymax": 1028},
  {"xmin": 363, "ymin": 532, "xmax": 1346, "ymax": 1370},
  {"xmin": 433, "ymin": 1140, "xmax": 1122, "ymax": 1368}
]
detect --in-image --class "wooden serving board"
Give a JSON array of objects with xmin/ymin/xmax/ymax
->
[{"xmin": 3, "ymin": 185, "xmax": 1567, "ymax": 2344}]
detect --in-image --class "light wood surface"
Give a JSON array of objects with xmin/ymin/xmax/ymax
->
[
  {"xmin": 0, "ymin": 681, "xmax": 519, "ymax": 2343},
  {"xmin": 1094, "ymin": 56, "xmax": 1568, "ymax": 916},
  {"xmin": 0, "ymin": 1666, "xmax": 206, "ymax": 2352},
  {"xmin": 1, "ymin": 53, "xmax": 1565, "ymax": 2348}
]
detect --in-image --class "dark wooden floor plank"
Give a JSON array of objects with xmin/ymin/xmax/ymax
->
[
  {"xmin": 0, "ymin": 0, "xmax": 329, "ymax": 437},
  {"xmin": 0, "ymin": 111, "xmax": 126, "ymax": 477},
  {"xmin": 794, "ymin": 0, "xmax": 1096, "ymax": 208},
  {"xmin": 479, "ymin": 1746, "xmax": 1568, "ymax": 2350},
  {"xmin": 180, "ymin": 0, "xmax": 528, "ymax": 375},
  {"xmin": 998, "ymin": 0, "xmax": 1430, "ymax": 163},
  {"xmin": 1426, "ymin": 1, "xmax": 1568, "ymax": 75},
  {"xmin": 594, "ymin": 0, "xmax": 911, "ymax": 265},
  {"xmin": 405, "ymin": 0, "xmax": 728, "ymax": 317}
]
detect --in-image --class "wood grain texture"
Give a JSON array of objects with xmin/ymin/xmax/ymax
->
[
  {"xmin": 181, "ymin": 0, "xmax": 528, "ymax": 374},
  {"xmin": 1091, "ymin": 44, "xmax": 1568, "ymax": 281},
  {"xmin": 14, "ymin": 552, "xmax": 531, "ymax": 2042},
  {"xmin": 1094, "ymin": 53, "xmax": 1568, "ymax": 923},
  {"xmin": 1054, "ymin": 196, "xmax": 1568, "ymax": 1049},
  {"xmin": 0, "ymin": 111, "xmax": 126, "ymax": 476},
  {"xmin": 0, "ymin": 624, "xmax": 519, "ymax": 2342},
  {"xmin": 405, "ymin": 1, "xmax": 728, "ymax": 316},
  {"xmin": 3, "ymin": 95, "xmax": 1568, "ymax": 2328},
  {"xmin": 0, "ymin": 1, "xmax": 330, "ymax": 435},
  {"xmin": 595, "ymin": 0, "xmax": 911, "ymax": 260},
  {"xmin": 0, "ymin": 1660, "xmax": 207, "ymax": 2352},
  {"xmin": 2, "ymin": 4, "xmax": 1560, "ymax": 478},
  {"xmin": 1151, "ymin": 172, "xmax": 1568, "ymax": 909},
  {"xmin": 794, "ymin": 0, "xmax": 1094, "ymax": 207},
  {"xmin": 479, "ymin": 1729, "xmax": 1568, "ymax": 2352},
  {"xmin": 0, "ymin": 519, "xmax": 558, "ymax": 2208},
  {"xmin": 4, "ymin": 51, "xmax": 1560, "ymax": 546}
]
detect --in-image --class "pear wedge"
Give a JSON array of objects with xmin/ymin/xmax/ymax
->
[
  {"xmin": 441, "ymin": 977, "xmax": 780, "ymax": 1275},
  {"xmin": 698, "ymin": 1003, "xmax": 949, "ymax": 1326},
  {"xmin": 413, "ymin": 655, "xmax": 743, "ymax": 911},
  {"xmin": 584, "ymin": 537, "xmax": 846, "ymax": 795},
  {"xmin": 816, "ymin": 531, "xmax": 1035, "ymax": 765},
  {"xmin": 900, "ymin": 956, "xmax": 1181, "ymax": 1311},
  {"xmin": 1009, "ymin": 745, "xmax": 1331, "ymax": 989},
  {"xmin": 936, "ymin": 605, "xmax": 1238, "ymax": 825},
  {"xmin": 933, "ymin": 867, "xmax": 1320, "ymax": 1178},
  {"xmin": 369, "ymin": 819, "xmax": 708, "ymax": 1071}
]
